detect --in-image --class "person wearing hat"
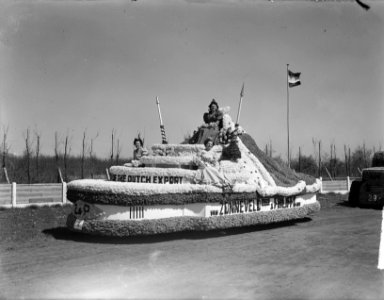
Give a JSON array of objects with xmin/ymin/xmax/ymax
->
[{"xmin": 203, "ymin": 99, "xmax": 223, "ymax": 129}]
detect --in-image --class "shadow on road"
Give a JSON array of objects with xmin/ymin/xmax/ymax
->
[{"xmin": 43, "ymin": 217, "xmax": 312, "ymax": 245}]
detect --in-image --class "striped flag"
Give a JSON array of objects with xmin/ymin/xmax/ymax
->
[
  {"xmin": 288, "ymin": 70, "xmax": 301, "ymax": 88},
  {"xmin": 160, "ymin": 125, "xmax": 168, "ymax": 144}
]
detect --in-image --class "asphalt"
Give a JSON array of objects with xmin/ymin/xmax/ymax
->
[{"xmin": 1, "ymin": 197, "xmax": 384, "ymax": 299}]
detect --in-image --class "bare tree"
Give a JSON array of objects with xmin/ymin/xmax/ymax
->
[
  {"xmin": 318, "ymin": 140, "xmax": 322, "ymax": 178},
  {"xmin": 54, "ymin": 131, "xmax": 60, "ymax": 166},
  {"xmin": 330, "ymin": 143, "xmax": 333, "ymax": 177},
  {"xmin": 312, "ymin": 138, "xmax": 323, "ymax": 178},
  {"xmin": 1, "ymin": 126, "xmax": 10, "ymax": 183},
  {"xmin": 63, "ymin": 132, "xmax": 72, "ymax": 182},
  {"xmin": 35, "ymin": 130, "xmax": 41, "ymax": 182},
  {"xmin": 54, "ymin": 132, "xmax": 63, "ymax": 183},
  {"xmin": 344, "ymin": 145, "xmax": 349, "ymax": 177},
  {"xmin": 1, "ymin": 126, "xmax": 9, "ymax": 168},
  {"xmin": 330, "ymin": 142, "xmax": 337, "ymax": 178},
  {"xmin": 110, "ymin": 128, "xmax": 116, "ymax": 165},
  {"xmin": 89, "ymin": 132, "xmax": 99, "ymax": 178},
  {"xmin": 269, "ymin": 139, "xmax": 272, "ymax": 158},
  {"xmin": 298, "ymin": 146, "xmax": 302, "ymax": 172},
  {"xmin": 333, "ymin": 144, "xmax": 337, "ymax": 178},
  {"xmin": 24, "ymin": 128, "xmax": 33, "ymax": 184},
  {"xmin": 115, "ymin": 138, "xmax": 122, "ymax": 165},
  {"xmin": 348, "ymin": 147, "xmax": 351, "ymax": 177},
  {"xmin": 81, "ymin": 130, "xmax": 87, "ymax": 179},
  {"xmin": 265, "ymin": 140, "xmax": 272, "ymax": 158}
]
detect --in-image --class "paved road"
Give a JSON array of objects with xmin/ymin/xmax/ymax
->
[{"xmin": 1, "ymin": 200, "xmax": 384, "ymax": 299}]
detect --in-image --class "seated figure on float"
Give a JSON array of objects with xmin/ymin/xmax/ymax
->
[
  {"xmin": 189, "ymin": 99, "xmax": 225, "ymax": 145},
  {"xmin": 194, "ymin": 137, "xmax": 229, "ymax": 187},
  {"xmin": 124, "ymin": 135, "xmax": 149, "ymax": 167}
]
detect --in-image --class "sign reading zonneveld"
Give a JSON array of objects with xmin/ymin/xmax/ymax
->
[{"xmin": 72, "ymin": 194, "xmax": 313, "ymax": 221}]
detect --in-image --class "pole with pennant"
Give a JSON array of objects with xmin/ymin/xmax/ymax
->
[
  {"xmin": 287, "ymin": 64, "xmax": 290, "ymax": 167},
  {"xmin": 286, "ymin": 65, "xmax": 301, "ymax": 168},
  {"xmin": 235, "ymin": 83, "xmax": 245, "ymax": 127},
  {"xmin": 156, "ymin": 96, "xmax": 168, "ymax": 144}
]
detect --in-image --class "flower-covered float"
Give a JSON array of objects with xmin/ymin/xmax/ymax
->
[{"xmin": 66, "ymin": 104, "xmax": 321, "ymax": 237}]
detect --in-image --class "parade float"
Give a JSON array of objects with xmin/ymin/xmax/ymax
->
[{"xmin": 66, "ymin": 97, "xmax": 321, "ymax": 237}]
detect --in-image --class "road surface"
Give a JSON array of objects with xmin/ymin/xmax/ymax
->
[{"xmin": 1, "ymin": 197, "xmax": 383, "ymax": 299}]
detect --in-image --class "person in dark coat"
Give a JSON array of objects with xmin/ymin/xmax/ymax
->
[{"xmin": 203, "ymin": 99, "xmax": 223, "ymax": 129}]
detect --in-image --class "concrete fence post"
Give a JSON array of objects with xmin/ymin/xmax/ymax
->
[
  {"xmin": 319, "ymin": 177, "xmax": 323, "ymax": 193},
  {"xmin": 347, "ymin": 176, "xmax": 351, "ymax": 192},
  {"xmin": 11, "ymin": 182, "xmax": 17, "ymax": 208},
  {"xmin": 62, "ymin": 182, "xmax": 67, "ymax": 205}
]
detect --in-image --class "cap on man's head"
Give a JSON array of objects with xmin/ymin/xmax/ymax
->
[{"xmin": 209, "ymin": 99, "xmax": 219, "ymax": 109}]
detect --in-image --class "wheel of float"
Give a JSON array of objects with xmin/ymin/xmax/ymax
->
[{"xmin": 348, "ymin": 179, "xmax": 362, "ymax": 206}]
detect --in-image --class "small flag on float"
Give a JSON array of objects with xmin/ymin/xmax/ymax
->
[{"xmin": 288, "ymin": 70, "xmax": 301, "ymax": 88}]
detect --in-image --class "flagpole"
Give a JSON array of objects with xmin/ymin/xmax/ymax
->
[{"xmin": 287, "ymin": 64, "xmax": 290, "ymax": 168}]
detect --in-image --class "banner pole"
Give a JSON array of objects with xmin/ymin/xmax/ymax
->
[
  {"xmin": 287, "ymin": 64, "xmax": 290, "ymax": 167},
  {"xmin": 235, "ymin": 83, "xmax": 244, "ymax": 127},
  {"xmin": 156, "ymin": 97, "xmax": 168, "ymax": 144}
]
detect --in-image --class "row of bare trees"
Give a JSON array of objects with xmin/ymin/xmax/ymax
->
[
  {"xmin": 0, "ymin": 127, "xmax": 126, "ymax": 184},
  {"xmin": 265, "ymin": 138, "xmax": 381, "ymax": 179},
  {"xmin": 0, "ymin": 124, "xmax": 380, "ymax": 183}
]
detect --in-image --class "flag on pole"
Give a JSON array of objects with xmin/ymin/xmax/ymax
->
[{"xmin": 288, "ymin": 70, "xmax": 301, "ymax": 88}]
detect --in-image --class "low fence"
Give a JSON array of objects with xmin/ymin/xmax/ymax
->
[
  {"xmin": 0, "ymin": 177, "xmax": 354, "ymax": 207},
  {"xmin": 320, "ymin": 177, "xmax": 356, "ymax": 194},
  {"xmin": 0, "ymin": 183, "xmax": 67, "ymax": 208}
]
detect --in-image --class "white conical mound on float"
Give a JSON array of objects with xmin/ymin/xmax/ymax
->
[{"xmin": 66, "ymin": 107, "xmax": 321, "ymax": 236}]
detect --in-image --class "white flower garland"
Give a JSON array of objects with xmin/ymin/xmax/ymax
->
[
  {"xmin": 305, "ymin": 178, "xmax": 322, "ymax": 193},
  {"xmin": 140, "ymin": 155, "xmax": 196, "ymax": 166},
  {"xmin": 68, "ymin": 179, "xmax": 223, "ymax": 195},
  {"xmin": 68, "ymin": 175, "xmax": 310, "ymax": 197},
  {"xmin": 151, "ymin": 144, "xmax": 204, "ymax": 156}
]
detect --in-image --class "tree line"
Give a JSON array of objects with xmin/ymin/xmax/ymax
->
[
  {"xmin": 0, "ymin": 126, "xmax": 380, "ymax": 183},
  {"xmin": 265, "ymin": 139, "xmax": 381, "ymax": 180},
  {"xmin": 0, "ymin": 127, "xmax": 129, "ymax": 184}
]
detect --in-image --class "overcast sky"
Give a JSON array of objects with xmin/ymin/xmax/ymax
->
[{"xmin": 1, "ymin": 0, "xmax": 383, "ymax": 160}]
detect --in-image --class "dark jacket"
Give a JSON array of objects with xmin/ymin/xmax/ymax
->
[{"xmin": 203, "ymin": 111, "xmax": 223, "ymax": 128}]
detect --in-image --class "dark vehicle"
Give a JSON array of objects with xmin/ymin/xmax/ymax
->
[{"xmin": 349, "ymin": 152, "xmax": 384, "ymax": 207}]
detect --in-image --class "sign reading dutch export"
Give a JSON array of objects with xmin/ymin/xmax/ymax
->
[{"xmin": 113, "ymin": 174, "xmax": 184, "ymax": 184}]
